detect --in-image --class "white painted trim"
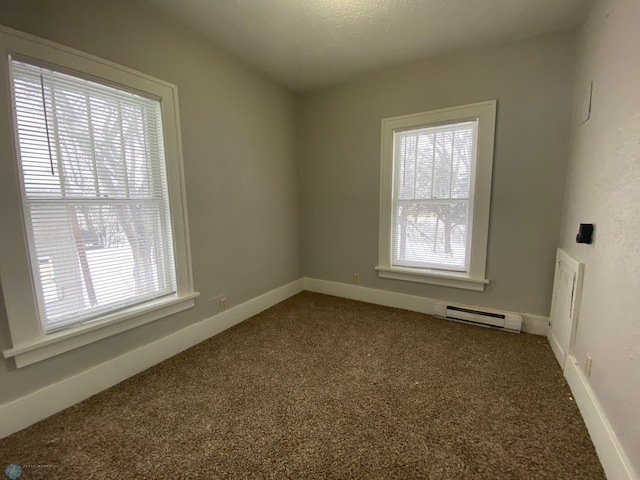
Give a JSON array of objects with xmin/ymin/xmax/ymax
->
[
  {"xmin": 564, "ymin": 355, "xmax": 638, "ymax": 480},
  {"xmin": 303, "ymin": 278, "xmax": 548, "ymax": 335},
  {"xmin": 3, "ymin": 294, "xmax": 200, "ymax": 368},
  {"xmin": 548, "ymin": 248, "xmax": 585, "ymax": 370},
  {"xmin": 375, "ymin": 266, "xmax": 488, "ymax": 291},
  {"xmin": 520, "ymin": 313, "xmax": 550, "ymax": 336},
  {"xmin": 0, "ymin": 279, "xmax": 304, "ymax": 439},
  {"xmin": 548, "ymin": 327, "xmax": 566, "ymax": 365},
  {"xmin": 305, "ymin": 277, "xmax": 435, "ymax": 315}
]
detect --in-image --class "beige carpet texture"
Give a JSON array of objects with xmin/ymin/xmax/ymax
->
[{"xmin": 0, "ymin": 292, "xmax": 605, "ymax": 479}]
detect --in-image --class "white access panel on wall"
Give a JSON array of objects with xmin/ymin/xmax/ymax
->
[{"xmin": 548, "ymin": 249, "xmax": 585, "ymax": 370}]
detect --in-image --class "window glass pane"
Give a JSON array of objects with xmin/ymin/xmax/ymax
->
[
  {"xmin": 53, "ymin": 83, "xmax": 100, "ymax": 197},
  {"xmin": 12, "ymin": 73, "xmax": 63, "ymax": 197},
  {"xmin": 452, "ymin": 128, "xmax": 474, "ymax": 199},
  {"xmin": 434, "ymin": 130, "xmax": 453, "ymax": 199},
  {"xmin": 415, "ymin": 133, "xmax": 434, "ymax": 199},
  {"xmin": 397, "ymin": 134, "xmax": 416, "ymax": 200},
  {"xmin": 392, "ymin": 120, "xmax": 477, "ymax": 271},
  {"xmin": 28, "ymin": 203, "xmax": 174, "ymax": 330},
  {"xmin": 393, "ymin": 201, "xmax": 469, "ymax": 271}
]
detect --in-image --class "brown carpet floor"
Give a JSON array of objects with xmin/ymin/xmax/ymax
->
[{"xmin": 0, "ymin": 292, "xmax": 605, "ymax": 479}]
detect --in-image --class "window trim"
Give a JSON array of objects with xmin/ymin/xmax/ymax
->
[
  {"xmin": 0, "ymin": 26, "xmax": 198, "ymax": 367},
  {"xmin": 376, "ymin": 101, "xmax": 497, "ymax": 291}
]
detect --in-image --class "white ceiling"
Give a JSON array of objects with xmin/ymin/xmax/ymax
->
[{"xmin": 144, "ymin": 0, "xmax": 589, "ymax": 92}]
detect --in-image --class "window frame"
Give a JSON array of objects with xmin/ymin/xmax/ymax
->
[
  {"xmin": 376, "ymin": 101, "xmax": 497, "ymax": 291},
  {"xmin": 0, "ymin": 26, "xmax": 198, "ymax": 367}
]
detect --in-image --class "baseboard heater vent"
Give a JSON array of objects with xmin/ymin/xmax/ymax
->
[{"xmin": 434, "ymin": 301, "xmax": 522, "ymax": 333}]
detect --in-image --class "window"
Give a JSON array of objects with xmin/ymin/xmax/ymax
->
[
  {"xmin": 12, "ymin": 59, "xmax": 177, "ymax": 331},
  {"xmin": 0, "ymin": 27, "xmax": 197, "ymax": 367},
  {"xmin": 376, "ymin": 101, "xmax": 496, "ymax": 291}
]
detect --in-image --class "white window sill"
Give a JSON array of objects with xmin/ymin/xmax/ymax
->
[
  {"xmin": 3, "ymin": 292, "xmax": 200, "ymax": 368},
  {"xmin": 375, "ymin": 266, "xmax": 488, "ymax": 291}
]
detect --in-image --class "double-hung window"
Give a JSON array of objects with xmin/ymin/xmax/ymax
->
[
  {"xmin": 377, "ymin": 101, "xmax": 496, "ymax": 291},
  {"xmin": 0, "ymin": 27, "xmax": 197, "ymax": 367},
  {"xmin": 13, "ymin": 60, "xmax": 176, "ymax": 331}
]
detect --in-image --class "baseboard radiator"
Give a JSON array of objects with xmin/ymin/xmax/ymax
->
[{"xmin": 434, "ymin": 301, "xmax": 522, "ymax": 333}]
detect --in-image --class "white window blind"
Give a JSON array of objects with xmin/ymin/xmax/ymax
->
[
  {"xmin": 392, "ymin": 120, "xmax": 477, "ymax": 272},
  {"xmin": 11, "ymin": 58, "xmax": 177, "ymax": 332}
]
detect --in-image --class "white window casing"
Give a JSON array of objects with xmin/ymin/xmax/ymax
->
[
  {"xmin": 376, "ymin": 101, "xmax": 497, "ymax": 291},
  {"xmin": 0, "ymin": 26, "xmax": 198, "ymax": 367}
]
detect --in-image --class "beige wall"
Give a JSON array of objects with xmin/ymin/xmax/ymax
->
[
  {"xmin": 300, "ymin": 30, "xmax": 576, "ymax": 317},
  {"xmin": 559, "ymin": 0, "xmax": 640, "ymax": 472},
  {"xmin": 0, "ymin": 0, "xmax": 301, "ymax": 403}
]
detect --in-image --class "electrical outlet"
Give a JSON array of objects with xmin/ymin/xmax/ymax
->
[
  {"xmin": 353, "ymin": 273, "xmax": 360, "ymax": 285},
  {"xmin": 219, "ymin": 297, "xmax": 227, "ymax": 312},
  {"xmin": 585, "ymin": 354, "xmax": 592, "ymax": 377}
]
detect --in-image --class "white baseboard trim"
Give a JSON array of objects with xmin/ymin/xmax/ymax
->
[
  {"xmin": 520, "ymin": 313, "xmax": 550, "ymax": 336},
  {"xmin": 0, "ymin": 279, "xmax": 304, "ymax": 439},
  {"xmin": 564, "ymin": 355, "xmax": 638, "ymax": 480},
  {"xmin": 548, "ymin": 330, "xmax": 566, "ymax": 368},
  {"xmin": 304, "ymin": 277, "xmax": 436, "ymax": 314},
  {"xmin": 303, "ymin": 278, "xmax": 549, "ymax": 336}
]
